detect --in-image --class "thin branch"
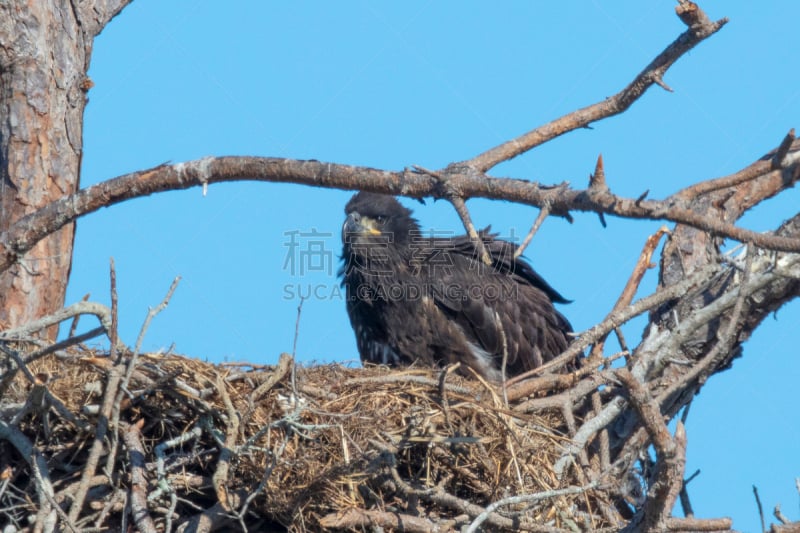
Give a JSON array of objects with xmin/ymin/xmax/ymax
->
[
  {"xmin": 0, "ymin": 421, "xmax": 62, "ymax": 531},
  {"xmin": 515, "ymin": 204, "xmax": 551, "ymax": 259},
  {"xmin": 465, "ymin": 482, "xmax": 600, "ymax": 533},
  {"xmin": 67, "ymin": 263, "xmax": 123, "ymax": 524},
  {"xmin": 509, "ymin": 351, "xmax": 626, "ymax": 403},
  {"xmin": 773, "ymin": 504, "xmax": 791, "ymax": 525},
  {"xmin": 507, "ymin": 260, "xmax": 724, "ymax": 388},
  {"xmin": 30, "ymin": 450, "xmax": 79, "ymax": 533},
  {"xmin": 754, "ymin": 485, "xmax": 766, "ymax": 533},
  {"xmin": 107, "ymin": 275, "xmax": 181, "ymax": 476},
  {"xmin": 413, "ymin": 164, "xmax": 492, "ymax": 264},
  {"xmin": 676, "ymin": 130, "xmax": 796, "ymax": 201},
  {"xmin": 211, "ymin": 374, "xmax": 239, "ymax": 512},
  {"xmin": 116, "ymin": 275, "xmax": 181, "ymax": 408},
  {"xmin": 319, "ymin": 508, "xmax": 449, "ymax": 532},
  {"xmin": 554, "ymin": 396, "xmax": 627, "ymax": 478},
  {"xmin": 68, "ymin": 293, "xmax": 91, "ymax": 337},
  {"xmin": 132, "ymin": 276, "xmax": 181, "ymax": 358},
  {"xmin": 679, "ymin": 469, "xmax": 700, "ymax": 518},
  {"xmin": 496, "ymin": 311, "xmax": 509, "ymax": 405},
  {"xmin": 249, "ymin": 352, "xmax": 293, "ymax": 404},
  {"xmin": 0, "ymin": 343, "xmax": 38, "ymax": 384},
  {"xmin": 401, "ymin": 482, "xmax": 525, "ymax": 531},
  {"xmin": 664, "ymin": 516, "xmax": 733, "ymax": 531},
  {"xmin": 448, "ymin": 194, "xmax": 492, "ymax": 265},
  {"xmin": 584, "ymin": 226, "xmax": 668, "ymax": 362},
  {"xmin": 616, "ymin": 369, "xmax": 673, "ymax": 458},
  {"xmin": 0, "ymin": 301, "xmax": 112, "ymax": 339},
  {"xmin": 591, "ymin": 392, "xmax": 611, "ymax": 472},
  {"xmin": 25, "ymin": 326, "xmax": 106, "ymax": 362},
  {"xmin": 109, "ymin": 258, "xmax": 120, "ymax": 361},
  {"xmin": 462, "ymin": 4, "xmax": 727, "ymax": 171},
  {"xmin": 772, "ymin": 128, "xmax": 796, "ymax": 168},
  {"xmin": 613, "ymin": 227, "xmax": 670, "ymax": 314},
  {"xmin": 291, "ymin": 296, "xmax": 304, "ymax": 398},
  {"xmin": 151, "ymin": 425, "xmax": 204, "ymax": 503}
]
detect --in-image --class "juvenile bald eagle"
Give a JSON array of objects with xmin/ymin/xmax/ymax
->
[{"xmin": 340, "ymin": 191, "xmax": 573, "ymax": 381}]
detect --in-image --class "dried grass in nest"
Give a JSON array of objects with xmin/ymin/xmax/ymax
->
[{"xmin": 0, "ymin": 347, "xmax": 611, "ymax": 531}]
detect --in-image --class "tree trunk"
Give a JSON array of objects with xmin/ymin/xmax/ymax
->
[{"xmin": 0, "ymin": 0, "xmax": 129, "ymax": 337}]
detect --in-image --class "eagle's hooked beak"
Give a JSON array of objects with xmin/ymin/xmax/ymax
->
[{"xmin": 343, "ymin": 212, "xmax": 383, "ymax": 239}]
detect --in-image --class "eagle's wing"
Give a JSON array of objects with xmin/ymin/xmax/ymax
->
[
  {"xmin": 473, "ymin": 228, "xmax": 570, "ymax": 303},
  {"xmin": 432, "ymin": 251, "xmax": 503, "ymax": 348},
  {"xmin": 424, "ymin": 229, "xmax": 572, "ymax": 374}
]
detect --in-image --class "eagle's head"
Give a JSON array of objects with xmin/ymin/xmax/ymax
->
[{"xmin": 342, "ymin": 192, "xmax": 420, "ymax": 255}]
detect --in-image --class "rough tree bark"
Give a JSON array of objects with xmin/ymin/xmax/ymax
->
[{"xmin": 0, "ymin": 0, "xmax": 130, "ymax": 336}]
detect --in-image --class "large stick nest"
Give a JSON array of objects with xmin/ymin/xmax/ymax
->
[{"xmin": 0, "ymin": 346, "xmax": 615, "ymax": 532}]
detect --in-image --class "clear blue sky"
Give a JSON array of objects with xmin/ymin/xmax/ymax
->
[{"xmin": 65, "ymin": 2, "xmax": 799, "ymax": 530}]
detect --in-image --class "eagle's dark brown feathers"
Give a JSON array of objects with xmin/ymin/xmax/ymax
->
[{"xmin": 340, "ymin": 191, "xmax": 573, "ymax": 381}]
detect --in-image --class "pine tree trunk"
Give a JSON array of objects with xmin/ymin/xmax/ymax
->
[{"xmin": 0, "ymin": 0, "xmax": 129, "ymax": 337}]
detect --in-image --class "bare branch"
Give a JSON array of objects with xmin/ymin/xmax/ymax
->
[
  {"xmin": 771, "ymin": 128, "xmax": 796, "ymax": 168},
  {"xmin": 465, "ymin": 482, "xmax": 600, "ymax": 533},
  {"xmin": 0, "ymin": 301, "xmax": 112, "ymax": 339},
  {"xmin": 1, "ymin": 136, "xmax": 798, "ymax": 278},
  {"xmin": 773, "ymin": 504, "xmax": 791, "ymax": 526},
  {"xmin": 67, "ymin": 264, "xmax": 124, "ymax": 524},
  {"xmin": 462, "ymin": 4, "xmax": 727, "ymax": 172},
  {"xmin": 414, "ymin": 164, "xmax": 494, "ymax": 265},
  {"xmin": 319, "ymin": 508, "xmax": 449, "ymax": 532},
  {"xmin": 515, "ymin": 204, "xmax": 551, "ymax": 259},
  {"xmin": 591, "ymin": 392, "xmax": 611, "ymax": 472},
  {"xmin": 675, "ymin": 130, "xmax": 797, "ymax": 202},
  {"xmin": 617, "ymin": 366, "xmax": 687, "ymax": 531},
  {"xmin": 122, "ymin": 420, "xmax": 158, "ymax": 533},
  {"xmin": 679, "ymin": 469, "xmax": 700, "ymax": 518},
  {"xmin": 754, "ymin": 485, "xmax": 767, "ymax": 533},
  {"xmin": 211, "ymin": 374, "xmax": 239, "ymax": 512},
  {"xmin": 554, "ymin": 396, "xmax": 627, "ymax": 478},
  {"xmin": 583, "ymin": 226, "xmax": 668, "ymax": 363},
  {"xmin": 0, "ymin": 421, "xmax": 60, "ymax": 530},
  {"xmin": 133, "ymin": 276, "xmax": 181, "ymax": 358},
  {"xmin": 664, "ymin": 516, "xmax": 733, "ymax": 531},
  {"xmin": 616, "ymin": 369, "xmax": 674, "ymax": 459},
  {"xmin": 507, "ymin": 260, "xmax": 724, "ymax": 387},
  {"xmin": 448, "ymin": 194, "xmax": 492, "ymax": 265}
]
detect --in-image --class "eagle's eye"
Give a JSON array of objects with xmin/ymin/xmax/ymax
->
[{"xmin": 375, "ymin": 215, "xmax": 388, "ymax": 225}]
